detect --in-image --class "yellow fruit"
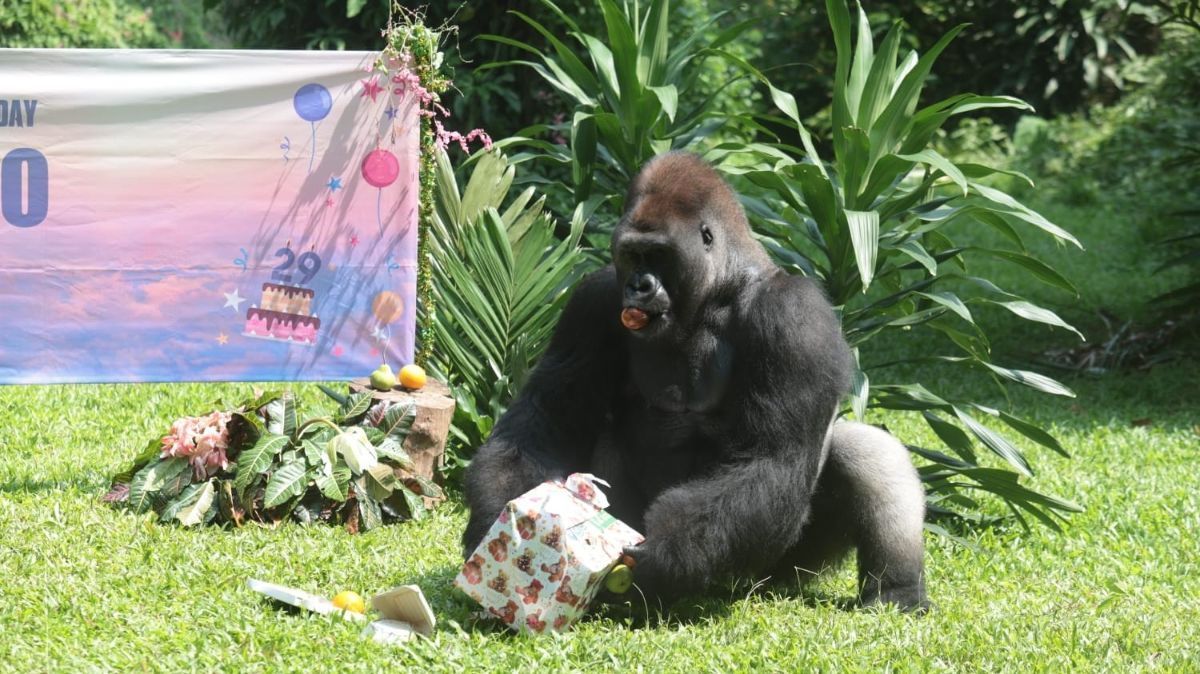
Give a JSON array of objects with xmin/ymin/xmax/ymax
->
[
  {"xmin": 604, "ymin": 564, "xmax": 633, "ymax": 594},
  {"xmin": 332, "ymin": 590, "xmax": 366, "ymax": 614},
  {"xmin": 399, "ymin": 364, "xmax": 427, "ymax": 390}
]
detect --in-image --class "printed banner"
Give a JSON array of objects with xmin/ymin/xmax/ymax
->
[{"xmin": 0, "ymin": 49, "xmax": 419, "ymax": 384}]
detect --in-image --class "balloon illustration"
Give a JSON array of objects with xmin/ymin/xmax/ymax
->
[
  {"xmin": 293, "ymin": 83, "xmax": 332, "ymax": 174},
  {"xmin": 362, "ymin": 149, "xmax": 400, "ymax": 236},
  {"xmin": 371, "ymin": 291, "xmax": 405, "ymax": 324}
]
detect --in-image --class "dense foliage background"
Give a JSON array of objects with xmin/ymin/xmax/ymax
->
[{"xmin": 2, "ymin": 0, "xmax": 1197, "ymax": 534}]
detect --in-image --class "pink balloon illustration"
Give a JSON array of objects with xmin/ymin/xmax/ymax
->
[{"xmin": 362, "ymin": 149, "xmax": 399, "ymax": 237}]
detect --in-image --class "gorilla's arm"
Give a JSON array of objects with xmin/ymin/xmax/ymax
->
[
  {"xmin": 628, "ymin": 276, "xmax": 852, "ymax": 599},
  {"xmin": 461, "ymin": 268, "xmax": 625, "ymax": 555}
]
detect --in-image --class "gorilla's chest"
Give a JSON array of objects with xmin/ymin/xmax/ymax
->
[
  {"xmin": 626, "ymin": 330, "xmax": 733, "ymax": 416},
  {"xmin": 612, "ymin": 335, "xmax": 734, "ymax": 497}
]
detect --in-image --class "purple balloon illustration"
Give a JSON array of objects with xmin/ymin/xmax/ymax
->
[{"xmin": 294, "ymin": 84, "xmax": 332, "ymax": 174}]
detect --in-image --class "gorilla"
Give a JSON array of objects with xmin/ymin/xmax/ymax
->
[{"xmin": 463, "ymin": 152, "xmax": 929, "ymax": 612}]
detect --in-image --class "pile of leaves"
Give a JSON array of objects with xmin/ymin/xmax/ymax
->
[{"xmin": 104, "ymin": 389, "xmax": 443, "ymax": 532}]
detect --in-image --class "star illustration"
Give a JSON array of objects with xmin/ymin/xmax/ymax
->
[
  {"xmin": 326, "ymin": 176, "xmax": 343, "ymax": 192},
  {"xmin": 332, "ymin": 345, "xmax": 344, "ymax": 357},
  {"xmin": 384, "ymin": 105, "xmax": 398, "ymax": 120},
  {"xmin": 326, "ymin": 196, "xmax": 335, "ymax": 208},
  {"xmin": 216, "ymin": 332, "xmax": 229, "ymax": 345},
  {"xmin": 349, "ymin": 234, "xmax": 360, "ymax": 247},
  {"xmin": 372, "ymin": 325, "xmax": 388, "ymax": 341},
  {"xmin": 223, "ymin": 289, "xmax": 245, "ymax": 311},
  {"xmin": 360, "ymin": 78, "xmax": 384, "ymax": 102}
]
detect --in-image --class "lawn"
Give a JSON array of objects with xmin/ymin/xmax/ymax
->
[{"xmin": 2, "ymin": 194, "xmax": 1199, "ymax": 673}]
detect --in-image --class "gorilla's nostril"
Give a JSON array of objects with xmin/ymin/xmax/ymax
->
[{"xmin": 625, "ymin": 272, "xmax": 660, "ymax": 301}]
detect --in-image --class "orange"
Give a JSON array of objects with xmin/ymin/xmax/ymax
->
[
  {"xmin": 331, "ymin": 590, "xmax": 366, "ymax": 614},
  {"xmin": 399, "ymin": 364, "xmax": 427, "ymax": 390}
]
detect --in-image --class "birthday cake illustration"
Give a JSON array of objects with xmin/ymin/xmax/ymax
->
[{"xmin": 243, "ymin": 282, "xmax": 321, "ymax": 345}]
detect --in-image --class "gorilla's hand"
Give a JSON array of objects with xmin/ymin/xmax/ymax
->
[{"xmin": 620, "ymin": 542, "xmax": 676, "ymax": 602}]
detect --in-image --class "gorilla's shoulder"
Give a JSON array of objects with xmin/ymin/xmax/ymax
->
[
  {"xmin": 742, "ymin": 271, "xmax": 839, "ymax": 328},
  {"xmin": 738, "ymin": 271, "xmax": 850, "ymax": 373}
]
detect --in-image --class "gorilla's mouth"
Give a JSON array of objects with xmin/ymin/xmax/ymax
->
[
  {"xmin": 620, "ymin": 303, "xmax": 668, "ymax": 333},
  {"xmin": 620, "ymin": 270, "xmax": 670, "ymax": 333}
]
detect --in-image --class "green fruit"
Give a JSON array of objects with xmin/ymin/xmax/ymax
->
[
  {"xmin": 369, "ymin": 364, "xmax": 397, "ymax": 391},
  {"xmin": 604, "ymin": 564, "xmax": 633, "ymax": 594}
]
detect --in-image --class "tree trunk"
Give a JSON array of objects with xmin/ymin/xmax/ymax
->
[{"xmin": 348, "ymin": 378, "xmax": 455, "ymax": 506}]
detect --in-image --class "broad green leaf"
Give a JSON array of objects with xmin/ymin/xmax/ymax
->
[
  {"xmin": 233, "ymin": 433, "xmax": 288, "ymax": 490},
  {"xmin": 845, "ymin": 210, "xmax": 880, "ymax": 291},
  {"xmin": 377, "ymin": 402, "xmax": 416, "ymax": 439},
  {"xmin": 857, "ymin": 22, "xmax": 903, "ymax": 128},
  {"xmin": 339, "ymin": 392, "xmax": 373, "ymax": 423},
  {"xmin": 409, "ymin": 474, "xmax": 445, "ymax": 499},
  {"xmin": 849, "ymin": 365, "xmax": 869, "ymax": 420},
  {"xmin": 647, "ymin": 84, "xmax": 678, "ymax": 122},
  {"xmin": 282, "ymin": 396, "xmax": 298, "ymax": 438},
  {"xmin": 985, "ymin": 299, "xmax": 1085, "ymax": 341},
  {"xmin": 917, "ymin": 291, "xmax": 973, "ymax": 324},
  {"xmin": 997, "ymin": 411, "xmax": 1070, "ymax": 458},
  {"xmin": 316, "ymin": 463, "xmax": 351, "ymax": 502},
  {"xmin": 896, "ymin": 149, "xmax": 967, "ymax": 195},
  {"xmin": 376, "ymin": 439, "xmax": 415, "ymax": 471},
  {"xmin": 953, "ymin": 407, "xmax": 1033, "ymax": 476},
  {"xmin": 845, "ymin": 4, "xmax": 875, "ymax": 120},
  {"xmin": 923, "ymin": 411, "xmax": 977, "ymax": 464},
  {"xmin": 973, "ymin": 248, "xmax": 1080, "ymax": 296},
  {"xmin": 981, "ymin": 363, "xmax": 1076, "ymax": 398},
  {"xmin": 174, "ymin": 480, "xmax": 216, "ymax": 527},
  {"xmin": 263, "ymin": 460, "xmax": 308, "ymax": 509},
  {"xmin": 301, "ymin": 439, "xmax": 332, "ymax": 477},
  {"xmin": 129, "ymin": 458, "xmax": 189, "ymax": 513},
  {"xmin": 401, "ymin": 488, "xmax": 426, "ymax": 522},
  {"xmin": 364, "ymin": 463, "xmax": 397, "ymax": 502},
  {"xmin": 970, "ymin": 182, "xmax": 1083, "ymax": 248},
  {"xmin": 357, "ymin": 484, "xmax": 383, "ymax": 531},
  {"xmin": 571, "ymin": 111, "xmax": 598, "ymax": 201},
  {"xmin": 840, "ymin": 127, "xmax": 871, "ymax": 207},
  {"xmin": 889, "ymin": 238, "xmax": 938, "ymax": 274}
]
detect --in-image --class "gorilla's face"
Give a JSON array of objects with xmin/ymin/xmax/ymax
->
[
  {"xmin": 612, "ymin": 204, "xmax": 715, "ymax": 340},
  {"xmin": 612, "ymin": 153, "xmax": 738, "ymax": 341}
]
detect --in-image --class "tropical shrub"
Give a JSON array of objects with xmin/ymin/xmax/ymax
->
[
  {"xmin": 740, "ymin": 0, "xmax": 1085, "ymax": 530},
  {"xmin": 105, "ymin": 389, "xmax": 441, "ymax": 532},
  {"xmin": 482, "ymin": 0, "xmax": 765, "ymax": 230},
  {"xmin": 427, "ymin": 148, "xmax": 592, "ymax": 473}
]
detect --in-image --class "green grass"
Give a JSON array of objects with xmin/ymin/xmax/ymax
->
[
  {"xmin": 1, "ymin": 368, "xmax": 1198, "ymax": 672},
  {"xmin": 3, "ymin": 151, "xmax": 1199, "ymax": 673}
]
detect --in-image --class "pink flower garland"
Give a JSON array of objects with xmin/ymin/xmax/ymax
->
[{"xmin": 392, "ymin": 65, "xmax": 492, "ymax": 154}]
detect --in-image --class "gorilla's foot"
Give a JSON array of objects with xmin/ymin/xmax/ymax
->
[{"xmin": 860, "ymin": 581, "xmax": 931, "ymax": 614}]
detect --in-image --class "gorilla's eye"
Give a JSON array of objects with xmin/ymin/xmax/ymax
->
[{"xmin": 701, "ymin": 225, "xmax": 714, "ymax": 248}]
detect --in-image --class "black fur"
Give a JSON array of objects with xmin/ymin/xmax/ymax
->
[{"xmin": 463, "ymin": 152, "xmax": 927, "ymax": 611}]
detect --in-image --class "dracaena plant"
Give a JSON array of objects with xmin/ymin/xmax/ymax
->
[
  {"xmin": 106, "ymin": 389, "xmax": 442, "ymax": 532},
  {"xmin": 740, "ymin": 0, "xmax": 1085, "ymax": 531},
  {"xmin": 427, "ymin": 148, "xmax": 592, "ymax": 463},
  {"xmin": 481, "ymin": 0, "xmax": 762, "ymax": 227}
]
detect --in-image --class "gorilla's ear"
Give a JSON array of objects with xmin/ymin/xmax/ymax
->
[{"xmin": 701, "ymin": 224, "xmax": 714, "ymax": 248}]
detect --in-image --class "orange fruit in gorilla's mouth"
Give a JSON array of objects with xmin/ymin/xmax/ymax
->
[{"xmin": 621, "ymin": 308, "xmax": 649, "ymax": 330}]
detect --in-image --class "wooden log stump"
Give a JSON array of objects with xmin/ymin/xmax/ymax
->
[{"xmin": 348, "ymin": 378, "xmax": 455, "ymax": 504}]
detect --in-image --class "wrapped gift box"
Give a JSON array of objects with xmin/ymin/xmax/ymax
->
[{"xmin": 454, "ymin": 473, "xmax": 644, "ymax": 633}]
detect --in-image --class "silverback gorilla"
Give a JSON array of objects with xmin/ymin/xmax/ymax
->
[{"xmin": 463, "ymin": 152, "xmax": 929, "ymax": 612}]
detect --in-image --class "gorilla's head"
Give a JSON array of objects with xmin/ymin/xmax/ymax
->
[{"xmin": 612, "ymin": 152, "xmax": 769, "ymax": 339}]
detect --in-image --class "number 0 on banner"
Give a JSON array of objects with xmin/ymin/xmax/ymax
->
[{"xmin": 1, "ymin": 148, "xmax": 49, "ymax": 228}]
